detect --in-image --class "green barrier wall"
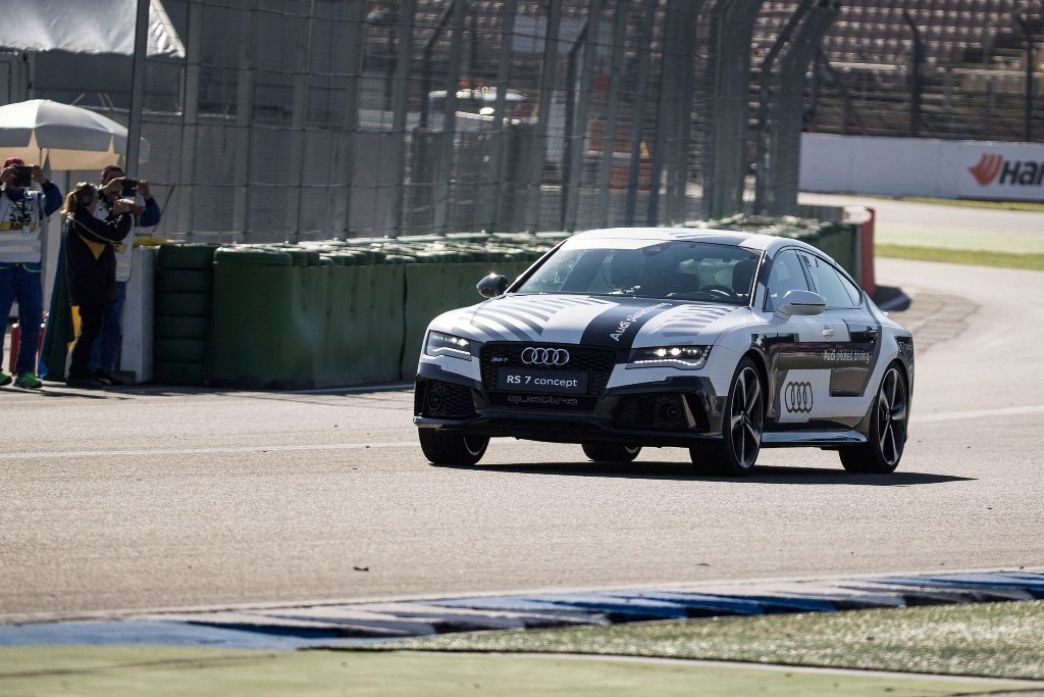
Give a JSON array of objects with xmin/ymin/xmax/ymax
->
[
  {"xmin": 153, "ymin": 222, "xmax": 853, "ymax": 390},
  {"xmin": 153, "ymin": 244, "xmax": 218, "ymax": 386}
]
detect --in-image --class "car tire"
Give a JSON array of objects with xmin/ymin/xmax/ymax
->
[
  {"xmin": 419, "ymin": 430, "xmax": 489, "ymax": 466},
  {"xmin": 689, "ymin": 358, "xmax": 764, "ymax": 476},
  {"xmin": 840, "ymin": 364, "xmax": 908, "ymax": 474},
  {"xmin": 581, "ymin": 443, "xmax": 641, "ymax": 463}
]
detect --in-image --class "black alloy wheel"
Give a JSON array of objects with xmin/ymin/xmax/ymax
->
[
  {"xmin": 690, "ymin": 358, "xmax": 764, "ymax": 476},
  {"xmin": 840, "ymin": 364, "xmax": 908, "ymax": 473},
  {"xmin": 581, "ymin": 443, "xmax": 642, "ymax": 463},
  {"xmin": 419, "ymin": 430, "xmax": 490, "ymax": 466}
]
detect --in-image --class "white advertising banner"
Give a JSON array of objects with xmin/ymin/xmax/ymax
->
[{"xmin": 801, "ymin": 134, "xmax": 1044, "ymax": 202}]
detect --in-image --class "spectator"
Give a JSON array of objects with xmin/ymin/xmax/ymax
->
[
  {"xmin": 0, "ymin": 157, "xmax": 61, "ymax": 390},
  {"xmin": 62, "ymin": 182, "xmax": 132, "ymax": 388},
  {"xmin": 89, "ymin": 164, "xmax": 161, "ymax": 385}
]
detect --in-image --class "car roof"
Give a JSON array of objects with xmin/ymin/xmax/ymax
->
[{"xmin": 567, "ymin": 227, "xmax": 819, "ymax": 255}]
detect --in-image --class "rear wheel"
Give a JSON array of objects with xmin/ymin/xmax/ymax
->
[
  {"xmin": 581, "ymin": 443, "xmax": 641, "ymax": 463},
  {"xmin": 840, "ymin": 364, "xmax": 908, "ymax": 473},
  {"xmin": 419, "ymin": 430, "xmax": 489, "ymax": 466},
  {"xmin": 690, "ymin": 359, "xmax": 764, "ymax": 476}
]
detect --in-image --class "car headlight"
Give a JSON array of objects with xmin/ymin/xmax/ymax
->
[
  {"xmin": 628, "ymin": 345, "xmax": 710, "ymax": 369},
  {"xmin": 424, "ymin": 331, "xmax": 473, "ymax": 359}
]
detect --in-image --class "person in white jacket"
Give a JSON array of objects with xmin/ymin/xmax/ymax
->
[
  {"xmin": 88, "ymin": 164, "xmax": 161, "ymax": 385},
  {"xmin": 0, "ymin": 157, "xmax": 61, "ymax": 389}
]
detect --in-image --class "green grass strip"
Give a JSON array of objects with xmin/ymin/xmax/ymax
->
[
  {"xmin": 876, "ymin": 243, "xmax": 1044, "ymax": 271},
  {"xmin": 0, "ymin": 646, "xmax": 1029, "ymax": 697},
  {"xmin": 384, "ymin": 601, "xmax": 1044, "ymax": 681},
  {"xmin": 849, "ymin": 193, "xmax": 1044, "ymax": 213}
]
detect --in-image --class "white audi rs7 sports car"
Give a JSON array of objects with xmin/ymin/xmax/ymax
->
[{"xmin": 414, "ymin": 228, "xmax": 914, "ymax": 475}]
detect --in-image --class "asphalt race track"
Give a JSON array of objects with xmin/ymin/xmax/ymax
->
[{"xmin": 2, "ymin": 258, "xmax": 1042, "ymax": 622}]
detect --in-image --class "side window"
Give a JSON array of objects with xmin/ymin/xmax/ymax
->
[
  {"xmin": 801, "ymin": 253, "xmax": 859, "ymax": 308},
  {"xmin": 765, "ymin": 250, "xmax": 810, "ymax": 311}
]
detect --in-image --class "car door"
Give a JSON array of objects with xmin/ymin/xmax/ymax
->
[
  {"xmin": 794, "ymin": 251, "xmax": 881, "ymax": 426},
  {"xmin": 799, "ymin": 251, "xmax": 881, "ymax": 389},
  {"xmin": 762, "ymin": 248, "xmax": 844, "ymax": 426}
]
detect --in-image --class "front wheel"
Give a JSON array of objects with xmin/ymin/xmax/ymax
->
[
  {"xmin": 582, "ymin": 443, "xmax": 641, "ymax": 463},
  {"xmin": 690, "ymin": 359, "xmax": 764, "ymax": 476},
  {"xmin": 840, "ymin": 364, "xmax": 908, "ymax": 473},
  {"xmin": 419, "ymin": 430, "xmax": 489, "ymax": 466}
]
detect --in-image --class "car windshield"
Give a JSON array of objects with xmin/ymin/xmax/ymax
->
[{"xmin": 515, "ymin": 240, "xmax": 761, "ymax": 305}]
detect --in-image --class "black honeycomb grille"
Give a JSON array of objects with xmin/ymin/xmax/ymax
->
[{"xmin": 419, "ymin": 380, "xmax": 476, "ymax": 418}]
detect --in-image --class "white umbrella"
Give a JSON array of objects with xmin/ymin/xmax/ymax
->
[{"xmin": 0, "ymin": 99, "xmax": 149, "ymax": 170}]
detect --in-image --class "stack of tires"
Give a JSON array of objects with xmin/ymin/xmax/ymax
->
[{"xmin": 153, "ymin": 244, "xmax": 218, "ymax": 386}]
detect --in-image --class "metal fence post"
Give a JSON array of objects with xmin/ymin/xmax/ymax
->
[
  {"xmin": 434, "ymin": 0, "xmax": 467, "ymax": 235},
  {"xmin": 700, "ymin": 0, "xmax": 764, "ymax": 220},
  {"xmin": 595, "ymin": 0, "xmax": 630, "ymax": 228},
  {"xmin": 232, "ymin": 1, "xmax": 257, "ymax": 241},
  {"xmin": 903, "ymin": 10, "xmax": 924, "ymax": 139},
  {"xmin": 665, "ymin": 0, "xmax": 701, "ymax": 226},
  {"xmin": 387, "ymin": 0, "xmax": 415, "ymax": 238},
  {"xmin": 1015, "ymin": 13, "xmax": 1035, "ymax": 142},
  {"xmin": 561, "ymin": 21, "xmax": 589, "ymax": 230},
  {"xmin": 563, "ymin": 0, "xmax": 603, "ymax": 232},
  {"xmin": 755, "ymin": 0, "xmax": 838, "ymax": 216},
  {"xmin": 124, "ymin": 0, "xmax": 149, "ymax": 179},
  {"xmin": 176, "ymin": 0, "xmax": 203, "ymax": 239},
  {"xmin": 624, "ymin": 0, "xmax": 657, "ymax": 226},
  {"xmin": 286, "ymin": 12, "xmax": 313, "ymax": 241},
  {"xmin": 525, "ymin": 0, "xmax": 563, "ymax": 232},
  {"xmin": 482, "ymin": 0, "xmax": 517, "ymax": 232},
  {"xmin": 339, "ymin": 0, "xmax": 367, "ymax": 237}
]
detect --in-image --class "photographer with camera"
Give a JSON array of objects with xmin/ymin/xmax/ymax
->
[
  {"xmin": 62, "ymin": 181, "xmax": 133, "ymax": 388},
  {"xmin": 89, "ymin": 164, "xmax": 161, "ymax": 384},
  {"xmin": 0, "ymin": 157, "xmax": 62, "ymax": 390}
]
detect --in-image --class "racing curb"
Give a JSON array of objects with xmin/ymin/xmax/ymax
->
[{"xmin": 1, "ymin": 570, "xmax": 1041, "ymax": 650}]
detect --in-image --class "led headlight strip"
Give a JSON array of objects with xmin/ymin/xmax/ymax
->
[
  {"xmin": 628, "ymin": 345, "xmax": 710, "ymax": 369},
  {"xmin": 425, "ymin": 331, "xmax": 472, "ymax": 359}
]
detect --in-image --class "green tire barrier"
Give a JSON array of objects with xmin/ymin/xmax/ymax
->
[
  {"xmin": 156, "ymin": 269, "xmax": 214, "ymax": 294},
  {"xmin": 154, "ymin": 292, "xmax": 213, "ymax": 319},
  {"xmin": 154, "ymin": 316, "xmax": 211, "ymax": 340},
  {"xmin": 152, "ymin": 220, "xmax": 848, "ymax": 389},
  {"xmin": 157, "ymin": 243, "xmax": 221, "ymax": 271},
  {"xmin": 155, "ymin": 338, "xmax": 208, "ymax": 364},
  {"xmin": 154, "ymin": 244, "xmax": 218, "ymax": 386}
]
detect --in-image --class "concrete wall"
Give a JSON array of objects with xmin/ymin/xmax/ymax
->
[{"xmin": 801, "ymin": 133, "xmax": 1044, "ymax": 202}]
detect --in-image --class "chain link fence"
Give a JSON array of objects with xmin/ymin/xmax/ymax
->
[
  {"xmin": 111, "ymin": 0, "xmax": 709, "ymax": 244},
  {"xmin": 63, "ymin": 0, "xmax": 1040, "ymax": 242}
]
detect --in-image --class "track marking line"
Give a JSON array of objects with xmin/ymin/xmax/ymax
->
[{"xmin": 0, "ymin": 442, "xmax": 417, "ymax": 461}]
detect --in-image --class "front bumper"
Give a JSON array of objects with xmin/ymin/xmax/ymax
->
[{"xmin": 414, "ymin": 361, "xmax": 727, "ymax": 447}]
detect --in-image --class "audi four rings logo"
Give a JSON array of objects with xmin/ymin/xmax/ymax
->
[
  {"xmin": 784, "ymin": 382, "xmax": 814, "ymax": 413},
  {"xmin": 521, "ymin": 347, "xmax": 571, "ymax": 366}
]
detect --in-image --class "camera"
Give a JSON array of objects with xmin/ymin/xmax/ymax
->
[
  {"xmin": 121, "ymin": 178, "xmax": 138, "ymax": 197},
  {"xmin": 12, "ymin": 165, "xmax": 32, "ymax": 188}
]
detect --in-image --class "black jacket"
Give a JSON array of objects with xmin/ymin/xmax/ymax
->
[{"xmin": 64, "ymin": 208, "xmax": 131, "ymax": 306}]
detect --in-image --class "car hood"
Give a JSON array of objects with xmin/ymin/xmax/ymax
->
[{"xmin": 429, "ymin": 294, "xmax": 754, "ymax": 350}]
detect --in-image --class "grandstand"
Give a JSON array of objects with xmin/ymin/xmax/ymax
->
[
  {"xmin": 760, "ymin": 0, "xmax": 1044, "ymax": 141},
  {"xmin": 403, "ymin": 0, "xmax": 1042, "ymax": 142}
]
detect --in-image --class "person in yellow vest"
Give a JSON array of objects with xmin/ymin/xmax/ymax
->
[
  {"xmin": 0, "ymin": 157, "xmax": 62, "ymax": 389},
  {"xmin": 61, "ymin": 182, "xmax": 132, "ymax": 389}
]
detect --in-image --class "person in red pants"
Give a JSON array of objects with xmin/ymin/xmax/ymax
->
[{"xmin": 61, "ymin": 182, "xmax": 132, "ymax": 388}]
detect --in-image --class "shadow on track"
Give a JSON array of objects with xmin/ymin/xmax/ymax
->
[{"xmin": 453, "ymin": 461, "xmax": 972, "ymax": 486}]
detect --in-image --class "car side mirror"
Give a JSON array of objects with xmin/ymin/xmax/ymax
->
[
  {"xmin": 477, "ymin": 273, "xmax": 509, "ymax": 298},
  {"xmin": 776, "ymin": 289, "xmax": 827, "ymax": 319}
]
